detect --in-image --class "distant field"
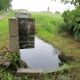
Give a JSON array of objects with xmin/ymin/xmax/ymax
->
[{"xmin": 32, "ymin": 12, "xmax": 63, "ymax": 18}]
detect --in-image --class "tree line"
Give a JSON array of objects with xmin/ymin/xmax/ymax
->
[{"xmin": 0, "ymin": 0, "xmax": 12, "ymax": 11}]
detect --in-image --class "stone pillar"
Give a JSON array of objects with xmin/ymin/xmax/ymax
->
[{"xmin": 9, "ymin": 18, "xmax": 19, "ymax": 52}]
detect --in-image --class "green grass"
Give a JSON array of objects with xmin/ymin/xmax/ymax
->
[{"xmin": 0, "ymin": 12, "xmax": 14, "ymax": 49}]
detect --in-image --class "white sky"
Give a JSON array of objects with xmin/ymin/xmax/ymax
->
[{"xmin": 11, "ymin": 0, "xmax": 75, "ymax": 13}]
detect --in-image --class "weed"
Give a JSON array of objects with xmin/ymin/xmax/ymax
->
[{"xmin": 5, "ymin": 51, "xmax": 21, "ymax": 70}]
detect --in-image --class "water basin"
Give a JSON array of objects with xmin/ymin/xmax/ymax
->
[{"xmin": 20, "ymin": 36, "xmax": 61, "ymax": 72}]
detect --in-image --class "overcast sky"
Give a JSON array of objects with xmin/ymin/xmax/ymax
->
[{"xmin": 11, "ymin": 0, "xmax": 75, "ymax": 13}]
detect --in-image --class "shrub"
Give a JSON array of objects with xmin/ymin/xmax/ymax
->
[
  {"xmin": 57, "ymin": 22, "xmax": 68, "ymax": 33},
  {"xmin": 55, "ymin": 11, "xmax": 61, "ymax": 14},
  {"xmin": 62, "ymin": 9, "xmax": 80, "ymax": 41},
  {"xmin": 5, "ymin": 52, "xmax": 21, "ymax": 70}
]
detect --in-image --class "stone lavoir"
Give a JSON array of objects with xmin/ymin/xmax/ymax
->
[{"xmin": 9, "ymin": 13, "xmax": 35, "ymax": 52}]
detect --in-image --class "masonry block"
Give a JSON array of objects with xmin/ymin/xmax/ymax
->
[
  {"xmin": 17, "ymin": 68, "xmax": 43, "ymax": 77},
  {"xmin": 9, "ymin": 17, "xmax": 18, "ymax": 37},
  {"xmin": 9, "ymin": 36, "xmax": 19, "ymax": 52}
]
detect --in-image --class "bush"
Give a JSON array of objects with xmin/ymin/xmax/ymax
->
[
  {"xmin": 5, "ymin": 52, "xmax": 21, "ymax": 70},
  {"xmin": 55, "ymin": 11, "xmax": 61, "ymax": 14},
  {"xmin": 62, "ymin": 9, "xmax": 80, "ymax": 41},
  {"xmin": 10, "ymin": 52, "xmax": 20, "ymax": 70},
  {"xmin": 57, "ymin": 22, "xmax": 68, "ymax": 33}
]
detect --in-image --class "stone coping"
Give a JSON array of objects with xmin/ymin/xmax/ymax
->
[
  {"xmin": 17, "ymin": 68, "xmax": 43, "ymax": 74},
  {"xmin": 17, "ymin": 68, "xmax": 61, "ymax": 75}
]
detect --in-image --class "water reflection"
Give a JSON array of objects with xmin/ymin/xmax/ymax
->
[{"xmin": 20, "ymin": 36, "xmax": 61, "ymax": 72}]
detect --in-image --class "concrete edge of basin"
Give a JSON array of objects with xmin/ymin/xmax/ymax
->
[{"xmin": 17, "ymin": 68, "xmax": 61, "ymax": 77}]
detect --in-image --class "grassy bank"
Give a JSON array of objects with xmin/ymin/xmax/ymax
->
[
  {"xmin": 32, "ymin": 12, "xmax": 80, "ymax": 59},
  {"xmin": 32, "ymin": 12, "xmax": 80, "ymax": 79},
  {"xmin": 0, "ymin": 12, "xmax": 14, "ymax": 50}
]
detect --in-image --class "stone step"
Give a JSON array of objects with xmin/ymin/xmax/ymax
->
[{"xmin": 17, "ymin": 68, "xmax": 44, "ymax": 77}]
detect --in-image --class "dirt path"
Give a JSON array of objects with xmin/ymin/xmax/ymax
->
[{"xmin": 0, "ymin": 12, "xmax": 10, "ymax": 20}]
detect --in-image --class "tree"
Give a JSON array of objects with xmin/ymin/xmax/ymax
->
[
  {"xmin": 0, "ymin": 0, "xmax": 12, "ymax": 11},
  {"xmin": 62, "ymin": 0, "xmax": 80, "ymax": 8},
  {"xmin": 55, "ymin": 11, "xmax": 61, "ymax": 14},
  {"xmin": 52, "ymin": 0, "xmax": 80, "ymax": 8}
]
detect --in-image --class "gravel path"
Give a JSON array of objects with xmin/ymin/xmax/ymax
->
[{"xmin": 0, "ymin": 12, "xmax": 10, "ymax": 20}]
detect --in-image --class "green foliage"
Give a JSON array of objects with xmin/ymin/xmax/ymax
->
[
  {"xmin": 10, "ymin": 52, "xmax": 20, "ymax": 70},
  {"xmin": 62, "ymin": 9, "xmax": 80, "ymax": 41},
  {"xmin": 0, "ymin": 67, "xmax": 13, "ymax": 80},
  {"xmin": 55, "ymin": 11, "xmax": 61, "ymax": 14},
  {"xmin": 5, "ymin": 52, "xmax": 20, "ymax": 69},
  {"xmin": 57, "ymin": 22, "xmax": 68, "ymax": 33},
  {"xmin": 53, "ymin": 0, "xmax": 80, "ymax": 8},
  {"xmin": 3, "ymin": 72, "xmax": 13, "ymax": 80},
  {"xmin": 22, "ymin": 75, "xmax": 29, "ymax": 80},
  {"xmin": 0, "ymin": 0, "xmax": 12, "ymax": 11}
]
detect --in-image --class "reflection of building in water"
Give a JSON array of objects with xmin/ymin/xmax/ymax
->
[
  {"xmin": 16, "ymin": 13, "xmax": 35, "ymax": 49},
  {"xmin": 47, "ymin": 6, "xmax": 50, "ymax": 12},
  {"xmin": 18, "ymin": 18, "xmax": 35, "ymax": 49}
]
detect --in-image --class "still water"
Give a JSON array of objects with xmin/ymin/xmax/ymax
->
[{"xmin": 20, "ymin": 36, "xmax": 61, "ymax": 72}]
